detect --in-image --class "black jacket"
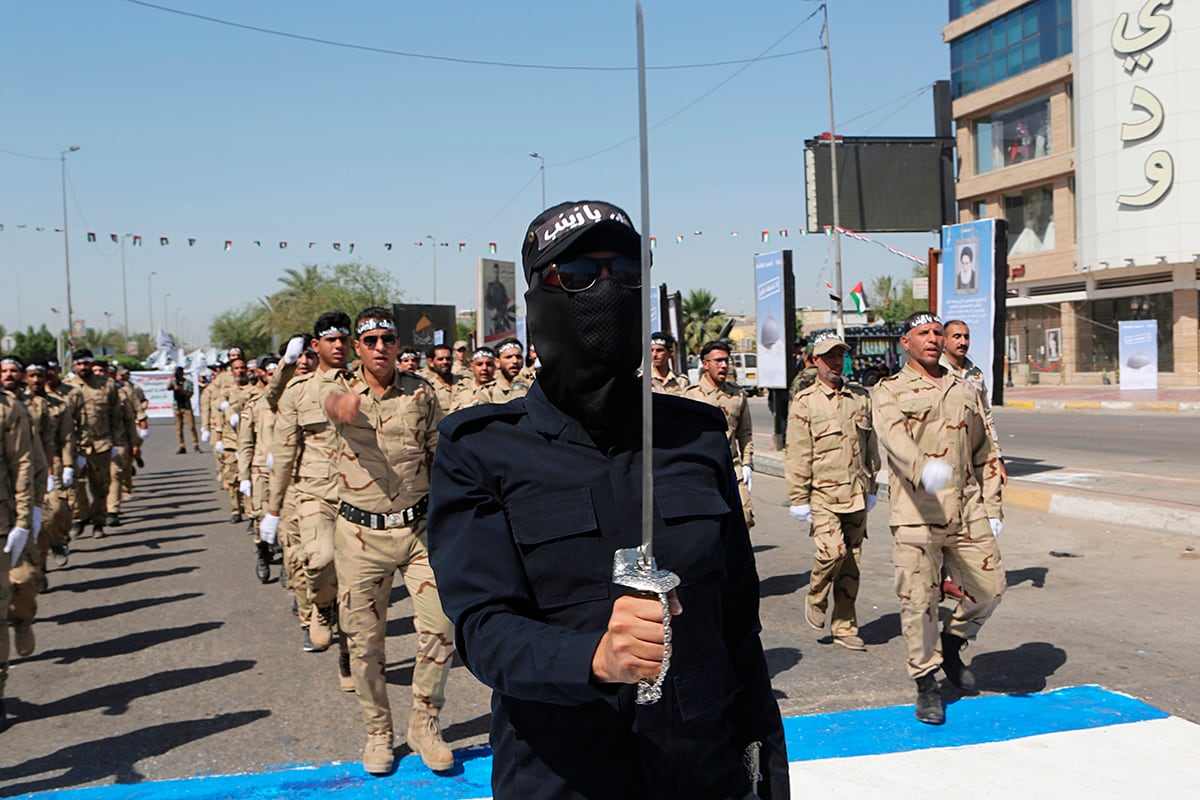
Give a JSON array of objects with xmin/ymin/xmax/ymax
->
[{"xmin": 429, "ymin": 383, "xmax": 788, "ymax": 800}]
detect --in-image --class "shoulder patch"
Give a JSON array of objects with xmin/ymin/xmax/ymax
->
[{"xmin": 439, "ymin": 397, "xmax": 528, "ymax": 440}]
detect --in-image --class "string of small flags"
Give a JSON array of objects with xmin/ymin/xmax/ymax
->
[{"xmin": 0, "ymin": 221, "xmax": 922, "ymax": 265}]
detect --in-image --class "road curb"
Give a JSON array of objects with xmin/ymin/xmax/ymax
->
[
  {"xmin": 753, "ymin": 452, "xmax": 1199, "ymax": 536},
  {"xmin": 1000, "ymin": 399, "xmax": 1198, "ymax": 414}
]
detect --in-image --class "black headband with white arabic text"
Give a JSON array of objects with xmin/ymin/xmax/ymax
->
[{"xmin": 903, "ymin": 313, "xmax": 942, "ymax": 333}]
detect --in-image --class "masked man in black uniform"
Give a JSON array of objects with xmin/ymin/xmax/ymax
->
[{"xmin": 429, "ymin": 200, "xmax": 788, "ymax": 800}]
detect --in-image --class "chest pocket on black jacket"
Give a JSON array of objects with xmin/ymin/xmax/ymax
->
[
  {"xmin": 508, "ymin": 487, "xmax": 608, "ymax": 611},
  {"xmin": 655, "ymin": 479, "xmax": 730, "ymax": 585}
]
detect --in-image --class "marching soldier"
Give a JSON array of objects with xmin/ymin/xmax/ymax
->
[
  {"xmin": 262, "ymin": 314, "xmax": 352, "ymax": 654},
  {"xmin": 518, "ymin": 342, "xmax": 538, "ymax": 386},
  {"xmin": 474, "ymin": 337, "xmax": 529, "ymax": 403},
  {"xmin": 0, "ymin": 370, "xmax": 33, "ymax": 732},
  {"xmin": 398, "ymin": 347, "xmax": 421, "ymax": 373},
  {"xmin": 645, "ymin": 330, "xmax": 687, "ymax": 394},
  {"xmin": 451, "ymin": 340, "xmax": 471, "ymax": 379},
  {"xmin": 448, "ymin": 346, "xmax": 496, "ymax": 412},
  {"xmin": 785, "ymin": 333, "xmax": 880, "ymax": 651},
  {"xmin": 67, "ymin": 349, "xmax": 124, "ymax": 539},
  {"xmin": 106, "ymin": 366, "xmax": 141, "ymax": 527},
  {"xmin": 212, "ymin": 357, "xmax": 251, "ymax": 524},
  {"xmin": 24, "ymin": 361, "xmax": 73, "ymax": 571},
  {"xmin": 790, "ymin": 341, "xmax": 818, "ymax": 396},
  {"xmin": 322, "ymin": 306, "xmax": 455, "ymax": 776},
  {"xmin": 873, "ymin": 312, "xmax": 1005, "ymax": 725},
  {"xmin": 684, "ymin": 340, "xmax": 755, "ymax": 528},
  {"xmin": 419, "ymin": 344, "xmax": 463, "ymax": 414},
  {"xmin": 940, "ymin": 320, "xmax": 1007, "ymax": 484}
]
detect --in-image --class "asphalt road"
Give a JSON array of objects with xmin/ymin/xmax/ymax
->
[{"xmin": 3, "ymin": 418, "xmax": 1198, "ymax": 793}]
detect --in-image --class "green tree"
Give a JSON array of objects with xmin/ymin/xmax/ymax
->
[
  {"xmin": 869, "ymin": 270, "xmax": 930, "ymax": 325},
  {"xmin": 254, "ymin": 261, "xmax": 401, "ymax": 340},
  {"xmin": 13, "ymin": 325, "xmax": 58, "ymax": 362},
  {"xmin": 211, "ymin": 304, "xmax": 274, "ymax": 354},
  {"xmin": 681, "ymin": 289, "xmax": 729, "ymax": 357}
]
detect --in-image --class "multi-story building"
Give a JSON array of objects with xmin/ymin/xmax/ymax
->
[{"xmin": 945, "ymin": 0, "xmax": 1198, "ymax": 385}]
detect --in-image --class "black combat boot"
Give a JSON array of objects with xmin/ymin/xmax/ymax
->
[
  {"xmin": 92, "ymin": 524, "xmax": 105, "ymax": 539},
  {"xmin": 941, "ymin": 632, "xmax": 977, "ymax": 692},
  {"xmin": 106, "ymin": 513, "xmax": 121, "ymax": 527},
  {"xmin": 231, "ymin": 512, "xmax": 243, "ymax": 525},
  {"xmin": 914, "ymin": 673, "xmax": 944, "ymax": 725},
  {"xmin": 71, "ymin": 521, "xmax": 87, "ymax": 539},
  {"xmin": 255, "ymin": 542, "xmax": 271, "ymax": 584}
]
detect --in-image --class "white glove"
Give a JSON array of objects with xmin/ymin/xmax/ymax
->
[
  {"xmin": 75, "ymin": 455, "xmax": 87, "ymax": 470},
  {"xmin": 239, "ymin": 479, "xmax": 252, "ymax": 497},
  {"xmin": 229, "ymin": 413, "xmax": 239, "ymax": 429},
  {"xmin": 989, "ymin": 518, "xmax": 1004, "ymax": 538},
  {"xmin": 111, "ymin": 446, "xmax": 122, "ymax": 458},
  {"xmin": 33, "ymin": 507, "xmax": 43, "ymax": 533},
  {"xmin": 789, "ymin": 504, "xmax": 813, "ymax": 524},
  {"xmin": 283, "ymin": 335, "xmax": 306, "ymax": 365},
  {"xmin": 215, "ymin": 440, "xmax": 224, "ymax": 454},
  {"xmin": 265, "ymin": 452, "xmax": 274, "ymax": 470},
  {"xmin": 865, "ymin": 493, "xmax": 878, "ymax": 513},
  {"xmin": 920, "ymin": 459, "xmax": 953, "ymax": 494},
  {"xmin": 4, "ymin": 527, "xmax": 30, "ymax": 563},
  {"xmin": 138, "ymin": 427, "xmax": 150, "ymax": 440},
  {"xmin": 201, "ymin": 429, "xmax": 211, "ymax": 443},
  {"xmin": 742, "ymin": 465, "xmax": 753, "ymax": 493},
  {"xmin": 47, "ymin": 475, "xmax": 58, "ymax": 493},
  {"xmin": 220, "ymin": 400, "xmax": 230, "ymax": 411},
  {"xmin": 259, "ymin": 513, "xmax": 280, "ymax": 545},
  {"xmin": 62, "ymin": 467, "xmax": 75, "ymax": 487}
]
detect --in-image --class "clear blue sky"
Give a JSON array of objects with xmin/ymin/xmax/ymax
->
[{"xmin": 1, "ymin": 0, "xmax": 950, "ymax": 346}]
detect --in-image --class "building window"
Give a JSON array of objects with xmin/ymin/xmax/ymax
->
[
  {"xmin": 974, "ymin": 94, "xmax": 1051, "ymax": 173},
  {"xmin": 949, "ymin": 0, "xmax": 996, "ymax": 21},
  {"xmin": 950, "ymin": 0, "xmax": 1072, "ymax": 98},
  {"xmin": 973, "ymin": 200, "xmax": 987, "ymax": 220},
  {"xmin": 1005, "ymin": 185, "xmax": 1055, "ymax": 254},
  {"xmin": 1073, "ymin": 294, "xmax": 1175, "ymax": 373}
]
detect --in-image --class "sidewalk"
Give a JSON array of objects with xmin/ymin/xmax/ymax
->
[{"xmin": 999, "ymin": 384, "xmax": 1200, "ymax": 414}]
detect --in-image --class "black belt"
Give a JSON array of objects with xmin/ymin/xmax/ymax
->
[{"xmin": 338, "ymin": 496, "xmax": 428, "ymax": 530}]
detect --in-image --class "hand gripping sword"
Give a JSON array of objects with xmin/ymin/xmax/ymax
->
[{"xmin": 612, "ymin": 1, "xmax": 680, "ymax": 706}]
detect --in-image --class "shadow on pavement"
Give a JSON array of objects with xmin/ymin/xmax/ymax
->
[
  {"xmin": 1006, "ymin": 566, "xmax": 1048, "ymax": 588},
  {"xmin": 80, "ymin": 533, "xmax": 205, "ymax": 554},
  {"xmin": 0, "ymin": 709, "xmax": 271, "ymax": 793},
  {"xmin": 968, "ymin": 641, "xmax": 1067, "ymax": 694},
  {"xmin": 386, "ymin": 615, "xmax": 416, "ymax": 638},
  {"xmin": 40, "ymin": 592, "xmax": 205, "ymax": 625},
  {"xmin": 759, "ymin": 571, "xmax": 811, "ymax": 599},
  {"xmin": 19, "ymin": 621, "xmax": 224, "ymax": 665},
  {"xmin": 859, "ymin": 612, "xmax": 902, "ymax": 646},
  {"xmin": 66, "ymin": 547, "xmax": 206, "ymax": 573},
  {"xmin": 1004, "ymin": 457, "xmax": 1063, "ymax": 478},
  {"xmin": 56, "ymin": 565, "xmax": 199, "ymax": 593},
  {"xmin": 6, "ymin": 660, "xmax": 257, "ymax": 721},
  {"xmin": 764, "ymin": 646, "xmax": 802, "ymax": 680}
]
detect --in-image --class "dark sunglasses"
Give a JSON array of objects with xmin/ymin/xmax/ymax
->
[
  {"xmin": 546, "ymin": 255, "xmax": 643, "ymax": 293},
  {"xmin": 360, "ymin": 333, "xmax": 398, "ymax": 348}
]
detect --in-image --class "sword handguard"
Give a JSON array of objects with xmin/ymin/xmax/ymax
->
[{"xmin": 613, "ymin": 545, "xmax": 681, "ymax": 704}]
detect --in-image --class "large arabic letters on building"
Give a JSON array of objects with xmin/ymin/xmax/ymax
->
[{"xmin": 1113, "ymin": 1, "xmax": 1174, "ymax": 208}]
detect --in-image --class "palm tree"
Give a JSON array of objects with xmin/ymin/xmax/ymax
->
[{"xmin": 682, "ymin": 288, "xmax": 728, "ymax": 357}]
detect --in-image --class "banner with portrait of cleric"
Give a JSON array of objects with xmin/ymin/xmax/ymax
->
[
  {"xmin": 477, "ymin": 258, "xmax": 517, "ymax": 345},
  {"xmin": 939, "ymin": 219, "xmax": 1007, "ymax": 405},
  {"xmin": 754, "ymin": 250, "xmax": 793, "ymax": 389}
]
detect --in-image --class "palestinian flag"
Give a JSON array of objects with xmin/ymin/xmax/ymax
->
[
  {"xmin": 110, "ymin": 234, "xmax": 118, "ymax": 243},
  {"xmin": 279, "ymin": 241, "xmax": 287, "ymax": 249},
  {"xmin": 761, "ymin": 230, "xmax": 769, "ymax": 242},
  {"xmin": 224, "ymin": 240, "xmax": 232, "ymax": 251},
  {"xmin": 675, "ymin": 235, "xmax": 684, "ymax": 244},
  {"xmin": 348, "ymin": 243, "xmax": 355, "ymax": 253},
  {"xmin": 132, "ymin": 235, "xmax": 142, "ymax": 246},
  {"xmin": 489, "ymin": 242, "xmax": 497, "ymax": 254},
  {"xmin": 458, "ymin": 242, "xmax": 466, "ymax": 252},
  {"xmin": 779, "ymin": 229, "xmax": 788, "ymax": 238},
  {"xmin": 160, "ymin": 237, "xmax": 168, "ymax": 246},
  {"xmin": 649, "ymin": 236, "xmax": 656, "ymax": 250},
  {"xmin": 87, "ymin": 232, "xmax": 96, "ymax": 242},
  {"xmin": 849, "ymin": 281, "xmax": 867, "ymax": 313},
  {"xmin": 333, "ymin": 243, "xmax": 341, "ymax": 251}
]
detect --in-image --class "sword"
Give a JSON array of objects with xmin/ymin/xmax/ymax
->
[{"xmin": 612, "ymin": 0, "xmax": 680, "ymax": 706}]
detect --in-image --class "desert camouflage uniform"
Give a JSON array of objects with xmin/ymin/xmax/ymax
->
[
  {"xmin": 269, "ymin": 367, "xmax": 344, "ymax": 624},
  {"xmin": 447, "ymin": 379, "xmax": 491, "ymax": 413},
  {"xmin": 786, "ymin": 379, "xmax": 880, "ymax": 638},
  {"xmin": 0, "ymin": 388, "xmax": 34, "ymax": 701},
  {"xmin": 106, "ymin": 381, "xmax": 139, "ymax": 518},
  {"xmin": 70, "ymin": 373, "xmax": 124, "ymax": 528},
  {"xmin": 6, "ymin": 393, "xmax": 47, "ymax": 656},
  {"xmin": 213, "ymin": 379, "xmax": 253, "ymax": 518},
  {"xmin": 517, "ymin": 364, "xmax": 538, "ymax": 386},
  {"xmin": 472, "ymin": 373, "xmax": 529, "ymax": 405},
  {"xmin": 643, "ymin": 367, "xmax": 688, "ymax": 395},
  {"xmin": 418, "ymin": 368, "xmax": 463, "ymax": 415},
  {"xmin": 873, "ymin": 363, "xmax": 1005, "ymax": 679},
  {"xmin": 29, "ymin": 390, "xmax": 73, "ymax": 562},
  {"xmin": 939, "ymin": 353, "xmax": 1002, "ymax": 456},
  {"xmin": 321, "ymin": 366, "xmax": 454, "ymax": 737},
  {"xmin": 790, "ymin": 365, "xmax": 819, "ymax": 397},
  {"xmin": 684, "ymin": 373, "xmax": 755, "ymax": 528}
]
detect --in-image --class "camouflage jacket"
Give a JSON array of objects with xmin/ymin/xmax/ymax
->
[
  {"xmin": 0, "ymin": 388, "xmax": 34, "ymax": 530},
  {"xmin": 785, "ymin": 378, "xmax": 880, "ymax": 512},
  {"xmin": 683, "ymin": 374, "xmax": 753, "ymax": 471}
]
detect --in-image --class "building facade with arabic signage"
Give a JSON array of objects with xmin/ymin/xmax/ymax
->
[{"xmin": 945, "ymin": 0, "xmax": 1198, "ymax": 385}]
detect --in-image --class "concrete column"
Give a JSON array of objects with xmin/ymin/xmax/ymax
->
[
  {"xmin": 1061, "ymin": 300, "xmax": 1076, "ymax": 383},
  {"xmin": 1173, "ymin": 288, "xmax": 1198, "ymax": 386}
]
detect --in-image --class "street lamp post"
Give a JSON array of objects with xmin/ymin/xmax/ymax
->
[
  {"xmin": 163, "ymin": 293, "xmax": 171, "ymax": 337},
  {"xmin": 147, "ymin": 271, "xmax": 158, "ymax": 334},
  {"xmin": 50, "ymin": 306, "xmax": 63, "ymax": 365},
  {"xmin": 424, "ymin": 235, "xmax": 449, "ymax": 303},
  {"xmin": 103, "ymin": 311, "xmax": 113, "ymax": 354},
  {"xmin": 60, "ymin": 145, "xmax": 80, "ymax": 341},
  {"xmin": 529, "ymin": 151, "xmax": 546, "ymax": 209},
  {"xmin": 120, "ymin": 233, "xmax": 132, "ymax": 348}
]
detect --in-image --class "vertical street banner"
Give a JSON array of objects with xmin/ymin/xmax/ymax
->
[
  {"xmin": 130, "ymin": 371, "xmax": 174, "ymax": 419},
  {"xmin": 515, "ymin": 315, "xmax": 527, "ymax": 349},
  {"xmin": 477, "ymin": 258, "xmax": 517, "ymax": 345},
  {"xmin": 939, "ymin": 219, "xmax": 1007, "ymax": 405},
  {"xmin": 1118, "ymin": 320, "xmax": 1159, "ymax": 390},
  {"xmin": 754, "ymin": 250, "xmax": 793, "ymax": 389},
  {"xmin": 649, "ymin": 284, "xmax": 661, "ymax": 335}
]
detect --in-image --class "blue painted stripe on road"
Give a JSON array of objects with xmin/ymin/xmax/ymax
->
[
  {"xmin": 14, "ymin": 686, "xmax": 1170, "ymax": 800},
  {"xmin": 783, "ymin": 684, "xmax": 1168, "ymax": 761}
]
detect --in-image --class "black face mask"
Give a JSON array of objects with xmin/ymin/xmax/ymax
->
[{"xmin": 526, "ymin": 273, "xmax": 641, "ymax": 442}]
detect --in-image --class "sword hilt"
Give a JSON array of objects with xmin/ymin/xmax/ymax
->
[{"xmin": 613, "ymin": 545, "xmax": 681, "ymax": 705}]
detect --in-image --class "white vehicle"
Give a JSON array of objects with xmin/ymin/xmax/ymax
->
[{"xmin": 686, "ymin": 351, "xmax": 760, "ymax": 395}]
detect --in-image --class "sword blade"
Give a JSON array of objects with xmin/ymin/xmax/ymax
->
[{"xmin": 636, "ymin": 0, "xmax": 653, "ymax": 562}]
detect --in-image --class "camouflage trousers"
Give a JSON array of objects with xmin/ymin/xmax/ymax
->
[
  {"xmin": 7, "ymin": 550, "xmax": 39, "ymax": 651},
  {"xmin": 298, "ymin": 496, "xmax": 337, "ymax": 609},
  {"xmin": 73, "ymin": 450, "xmax": 112, "ymax": 525},
  {"xmin": 278, "ymin": 487, "xmax": 310, "ymax": 625},
  {"xmin": 333, "ymin": 514, "xmax": 454, "ymax": 735},
  {"xmin": 43, "ymin": 487, "xmax": 72, "ymax": 551},
  {"xmin": 219, "ymin": 449, "xmax": 243, "ymax": 517},
  {"xmin": 892, "ymin": 516, "xmax": 1005, "ymax": 679},
  {"xmin": 247, "ymin": 467, "xmax": 269, "ymax": 544},
  {"xmin": 0, "ymin": 549, "xmax": 10, "ymax": 697},
  {"xmin": 107, "ymin": 447, "xmax": 131, "ymax": 515},
  {"xmin": 808, "ymin": 506, "xmax": 867, "ymax": 638}
]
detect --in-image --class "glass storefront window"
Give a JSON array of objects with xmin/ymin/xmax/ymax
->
[
  {"xmin": 1005, "ymin": 185, "xmax": 1055, "ymax": 254},
  {"xmin": 974, "ymin": 94, "xmax": 1051, "ymax": 173},
  {"xmin": 1072, "ymin": 294, "xmax": 1175, "ymax": 373}
]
